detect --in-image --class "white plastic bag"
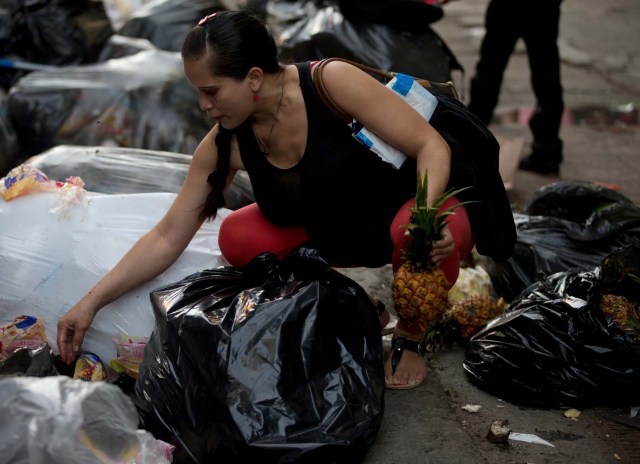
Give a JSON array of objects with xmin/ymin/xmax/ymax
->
[
  {"xmin": 0, "ymin": 191, "xmax": 229, "ymax": 364},
  {"xmin": 0, "ymin": 376, "xmax": 172, "ymax": 464},
  {"xmin": 353, "ymin": 73, "xmax": 439, "ymax": 168}
]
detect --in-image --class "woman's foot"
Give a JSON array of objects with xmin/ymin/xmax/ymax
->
[{"xmin": 384, "ymin": 325, "xmax": 427, "ymax": 390}]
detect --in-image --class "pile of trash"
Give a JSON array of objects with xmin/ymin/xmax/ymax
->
[
  {"xmin": 2, "ymin": 1, "xmax": 640, "ymax": 463},
  {"xmin": 0, "ymin": 0, "xmax": 461, "ymax": 176}
]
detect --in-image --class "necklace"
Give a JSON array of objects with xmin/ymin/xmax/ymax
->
[{"xmin": 254, "ymin": 70, "xmax": 285, "ymax": 156}]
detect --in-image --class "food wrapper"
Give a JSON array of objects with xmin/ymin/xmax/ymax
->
[
  {"xmin": 73, "ymin": 353, "xmax": 108, "ymax": 381},
  {"xmin": 0, "ymin": 315, "xmax": 48, "ymax": 361},
  {"xmin": 109, "ymin": 334, "xmax": 148, "ymax": 378},
  {"xmin": 1, "ymin": 163, "xmax": 84, "ymax": 201}
]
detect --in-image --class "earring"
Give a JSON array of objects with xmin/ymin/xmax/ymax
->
[{"xmin": 252, "ymin": 94, "xmax": 260, "ymax": 103}]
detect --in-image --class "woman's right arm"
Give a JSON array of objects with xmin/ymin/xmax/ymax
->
[{"xmin": 56, "ymin": 128, "xmax": 225, "ymax": 364}]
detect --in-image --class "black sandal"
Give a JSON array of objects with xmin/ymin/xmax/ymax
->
[
  {"xmin": 375, "ymin": 300, "xmax": 396, "ymax": 336},
  {"xmin": 386, "ymin": 336, "xmax": 427, "ymax": 390}
]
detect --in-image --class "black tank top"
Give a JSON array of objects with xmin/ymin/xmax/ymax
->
[{"xmin": 235, "ymin": 62, "xmax": 416, "ymax": 267}]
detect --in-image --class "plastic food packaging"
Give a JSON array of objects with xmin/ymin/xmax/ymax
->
[
  {"xmin": 110, "ymin": 335, "xmax": 148, "ymax": 378},
  {"xmin": 73, "ymin": 353, "xmax": 108, "ymax": 382},
  {"xmin": 0, "ymin": 315, "xmax": 48, "ymax": 362},
  {"xmin": 0, "ymin": 164, "xmax": 84, "ymax": 201}
]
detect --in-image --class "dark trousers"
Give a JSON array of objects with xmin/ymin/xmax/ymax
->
[{"xmin": 468, "ymin": 0, "xmax": 564, "ymax": 163}]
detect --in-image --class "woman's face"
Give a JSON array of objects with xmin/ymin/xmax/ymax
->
[{"xmin": 183, "ymin": 55, "xmax": 253, "ymax": 129}]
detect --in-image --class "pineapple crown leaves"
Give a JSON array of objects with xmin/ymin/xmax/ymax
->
[{"xmin": 402, "ymin": 171, "xmax": 476, "ymax": 270}]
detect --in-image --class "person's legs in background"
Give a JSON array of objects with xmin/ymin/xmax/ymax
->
[
  {"xmin": 518, "ymin": 0, "xmax": 564, "ymax": 175},
  {"xmin": 467, "ymin": 0, "xmax": 520, "ymax": 125}
]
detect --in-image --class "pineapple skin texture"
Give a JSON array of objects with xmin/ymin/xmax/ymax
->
[
  {"xmin": 448, "ymin": 295, "xmax": 505, "ymax": 340},
  {"xmin": 392, "ymin": 264, "xmax": 451, "ymax": 334},
  {"xmin": 599, "ymin": 294, "xmax": 639, "ymax": 337}
]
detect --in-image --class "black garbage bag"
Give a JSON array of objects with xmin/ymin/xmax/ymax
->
[
  {"xmin": 133, "ymin": 247, "xmax": 385, "ymax": 464},
  {"xmin": 0, "ymin": 0, "xmax": 114, "ymax": 90},
  {"xmin": 117, "ymin": 0, "xmax": 227, "ymax": 52},
  {"xmin": 0, "ymin": 89, "xmax": 19, "ymax": 176},
  {"xmin": 274, "ymin": 2, "xmax": 462, "ymax": 83},
  {"xmin": 464, "ymin": 245, "xmax": 640, "ymax": 409},
  {"xmin": 484, "ymin": 181, "xmax": 640, "ymax": 301},
  {"xmin": 26, "ymin": 145, "xmax": 254, "ymax": 209},
  {"xmin": 338, "ymin": 0, "xmax": 443, "ymax": 33},
  {"xmin": 7, "ymin": 49, "xmax": 210, "ymax": 162}
]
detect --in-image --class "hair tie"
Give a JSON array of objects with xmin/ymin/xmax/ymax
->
[{"xmin": 198, "ymin": 12, "xmax": 217, "ymax": 26}]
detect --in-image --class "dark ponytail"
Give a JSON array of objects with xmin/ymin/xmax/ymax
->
[{"xmin": 200, "ymin": 126, "xmax": 233, "ymax": 220}]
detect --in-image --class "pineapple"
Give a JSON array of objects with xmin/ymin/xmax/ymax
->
[
  {"xmin": 599, "ymin": 294, "xmax": 640, "ymax": 339},
  {"xmin": 447, "ymin": 295, "xmax": 506, "ymax": 340},
  {"xmin": 391, "ymin": 172, "xmax": 471, "ymax": 334},
  {"xmin": 423, "ymin": 295, "xmax": 506, "ymax": 351}
]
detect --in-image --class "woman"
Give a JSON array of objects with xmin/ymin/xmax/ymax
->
[{"xmin": 57, "ymin": 11, "xmax": 479, "ymax": 390}]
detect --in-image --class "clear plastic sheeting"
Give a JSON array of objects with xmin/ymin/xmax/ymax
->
[
  {"xmin": 0, "ymin": 376, "xmax": 171, "ymax": 464},
  {"xmin": 484, "ymin": 181, "xmax": 640, "ymax": 301},
  {"xmin": 464, "ymin": 245, "xmax": 640, "ymax": 409},
  {"xmin": 274, "ymin": 2, "xmax": 461, "ymax": 83},
  {"xmin": 117, "ymin": 0, "xmax": 228, "ymax": 52},
  {"xmin": 0, "ymin": 191, "xmax": 229, "ymax": 364},
  {"xmin": 26, "ymin": 145, "xmax": 255, "ymax": 209},
  {"xmin": 96, "ymin": 34, "xmax": 157, "ymax": 62},
  {"xmin": 0, "ymin": 89, "xmax": 19, "ymax": 176},
  {"xmin": 134, "ymin": 247, "xmax": 385, "ymax": 463},
  {"xmin": 7, "ymin": 49, "xmax": 210, "ymax": 163}
]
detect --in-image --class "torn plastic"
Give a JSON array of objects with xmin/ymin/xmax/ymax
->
[
  {"xmin": 0, "ymin": 191, "xmax": 229, "ymax": 364},
  {"xmin": 96, "ymin": 34, "xmax": 157, "ymax": 62},
  {"xmin": 0, "ymin": 0, "xmax": 114, "ymax": 90},
  {"xmin": 484, "ymin": 181, "xmax": 640, "ymax": 301},
  {"xmin": 0, "ymin": 163, "xmax": 84, "ymax": 202},
  {"xmin": 26, "ymin": 145, "xmax": 254, "ymax": 209},
  {"xmin": 275, "ymin": 2, "xmax": 462, "ymax": 83},
  {"xmin": 464, "ymin": 245, "xmax": 640, "ymax": 408},
  {"xmin": 0, "ymin": 89, "xmax": 19, "ymax": 176},
  {"xmin": 0, "ymin": 376, "xmax": 171, "ymax": 464},
  {"xmin": 7, "ymin": 49, "xmax": 211, "ymax": 162},
  {"xmin": 134, "ymin": 247, "xmax": 385, "ymax": 463},
  {"xmin": 0, "ymin": 343, "xmax": 58, "ymax": 378}
]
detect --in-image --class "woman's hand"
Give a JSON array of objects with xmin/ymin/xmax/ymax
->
[
  {"xmin": 430, "ymin": 223, "xmax": 454, "ymax": 266},
  {"xmin": 56, "ymin": 303, "xmax": 97, "ymax": 365}
]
